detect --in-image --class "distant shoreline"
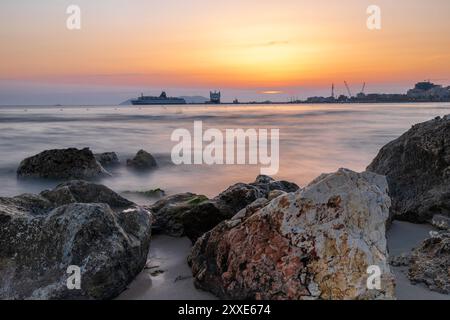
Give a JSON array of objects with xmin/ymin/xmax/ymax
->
[{"xmin": 1, "ymin": 101, "xmax": 450, "ymax": 108}]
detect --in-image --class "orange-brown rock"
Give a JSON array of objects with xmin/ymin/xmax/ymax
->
[{"xmin": 188, "ymin": 169, "xmax": 395, "ymax": 300}]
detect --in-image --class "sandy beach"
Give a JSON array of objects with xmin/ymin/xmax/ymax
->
[{"xmin": 117, "ymin": 235, "xmax": 216, "ymax": 300}]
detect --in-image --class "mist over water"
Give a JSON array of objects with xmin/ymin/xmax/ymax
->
[{"xmin": 1, "ymin": 103, "xmax": 449, "ymax": 201}]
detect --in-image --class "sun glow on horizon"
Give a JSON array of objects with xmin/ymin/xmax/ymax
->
[{"xmin": 1, "ymin": 0, "xmax": 450, "ymax": 95}]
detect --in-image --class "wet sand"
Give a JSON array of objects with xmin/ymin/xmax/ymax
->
[
  {"xmin": 119, "ymin": 221, "xmax": 449, "ymax": 300},
  {"xmin": 387, "ymin": 221, "xmax": 450, "ymax": 300},
  {"xmin": 117, "ymin": 235, "xmax": 216, "ymax": 300}
]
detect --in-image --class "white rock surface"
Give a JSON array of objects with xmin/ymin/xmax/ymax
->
[{"xmin": 189, "ymin": 168, "xmax": 396, "ymax": 300}]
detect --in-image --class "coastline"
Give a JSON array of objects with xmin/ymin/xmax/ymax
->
[{"xmin": 117, "ymin": 221, "xmax": 450, "ymax": 301}]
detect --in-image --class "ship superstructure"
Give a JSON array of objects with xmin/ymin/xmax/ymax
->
[{"xmin": 131, "ymin": 92, "xmax": 186, "ymax": 105}]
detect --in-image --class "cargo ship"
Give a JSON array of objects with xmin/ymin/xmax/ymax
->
[{"xmin": 131, "ymin": 92, "xmax": 186, "ymax": 105}]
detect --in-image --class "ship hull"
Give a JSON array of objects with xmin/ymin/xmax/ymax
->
[{"xmin": 131, "ymin": 99, "xmax": 186, "ymax": 105}]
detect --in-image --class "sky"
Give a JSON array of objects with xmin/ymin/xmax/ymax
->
[{"xmin": 1, "ymin": 0, "xmax": 450, "ymax": 104}]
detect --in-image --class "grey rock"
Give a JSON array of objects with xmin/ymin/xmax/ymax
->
[
  {"xmin": 367, "ymin": 116, "xmax": 450, "ymax": 223},
  {"xmin": 40, "ymin": 180, "xmax": 133, "ymax": 208},
  {"xmin": 17, "ymin": 148, "xmax": 110, "ymax": 180},
  {"xmin": 126, "ymin": 150, "xmax": 157, "ymax": 170},
  {"xmin": 254, "ymin": 175, "xmax": 275, "ymax": 184},
  {"xmin": 431, "ymin": 214, "xmax": 450, "ymax": 230},
  {"xmin": 408, "ymin": 232, "xmax": 450, "ymax": 294},
  {"xmin": 122, "ymin": 188, "xmax": 166, "ymax": 200},
  {"xmin": 149, "ymin": 193, "xmax": 208, "ymax": 237},
  {"xmin": 389, "ymin": 253, "xmax": 411, "ymax": 267},
  {"xmin": 0, "ymin": 181, "xmax": 152, "ymax": 300},
  {"xmin": 95, "ymin": 152, "xmax": 120, "ymax": 167}
]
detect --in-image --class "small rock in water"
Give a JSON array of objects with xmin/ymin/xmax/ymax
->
[
  {"xmin": 127, "ymin": 150, "xmax": 157, "ymax": 170},
  {"xmin": 17, "ymin": 147, "xmax": 111, "ymax": 180},
  {"xmin": 122, "ymin": 188, "xmax": 166, "ymax": 199},
  {"xmin": 95, "ymin": 152, "xmax": 120, "ymax": 167}
]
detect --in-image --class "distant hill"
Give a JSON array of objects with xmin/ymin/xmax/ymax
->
[{"xmin": 119, "ymin": 99, "xmax": 133, "ymax": 105}]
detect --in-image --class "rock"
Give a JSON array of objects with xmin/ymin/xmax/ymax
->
[
  {"xmin": 389, "ymin": 253, "xmax": 411, "ymax": 267},
  {"xmin": 182, "ymin": 183, "xmax": 290, "ymax": 243},
  {"xmin": 230, "ymin": 198, "xmax": 270, "ymax": 222},
  {"xmin": 181, "ymin": 200, "xmax": 233, "ymax": 242},
  {"xmin": 17, "ymin": 148, "xmax": 110, "ymax": 180},
  {"xmin": 250, "ymin": 175, "xmax": 300, "ymax": 195},
  {"xmin": 95, "ymin": 152, "xmax": 120, "ymax": 167},
  {"xmin": 408, "ymin": 232, "xmax": 450, "ymax": 294},
  {"xmin": 126, "ymin": 150, "xmax": 157, "ymax": 170},
  {"xmin": 254, "ymin": 175, "xmax": 274, "ymax": 184},
  {"xmin": 367, "ymin": 116, "xmax": 450, "ymax": 223},
  {"xmin": 122, "ymin": 188, "xmax": 166, "ymax": 200},
  {"xmin": 40, "ymin": 180, "xmax": 133, "ymax": 208},
  {"xmin": 268, "ymin": 190, "xmax": 286, "ymax": 201},
  {"xmin": 183, "ymin": 177, "xmax": 299, "ymax": 242},
  {"xmin": 148, "ymin": 176, "xmax": 299, "ymax": 242},
  {"xmin": 431, "ymin": 214, "xmax": 450, "ymax": 230},
  {"xmin": 188, "ymin": 169, "xmax": 395, "ymax": 300},
  {"xmin": 0, "ymin": 181, "xmax": 152, "ymax": 299},
  {"xmin": 213, "ymin": 183, "xmax": 266, "ymax": 214},
  {"xmin": 149, "ymin": 193, "xmax": 208, "ymax": 237}
]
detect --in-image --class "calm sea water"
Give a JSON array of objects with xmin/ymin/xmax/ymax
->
[{"xmin": 1, "ymin": 103, "xmax": 449, "ymax": 202}]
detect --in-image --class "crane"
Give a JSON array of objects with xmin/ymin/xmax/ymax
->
[
  {"xmin": 361, "ymin": 82, "xmax": 366, "ymax": 94},
  {"xmin": 344, "ymin": 81, "xmax": 352, "ymax": 98}
]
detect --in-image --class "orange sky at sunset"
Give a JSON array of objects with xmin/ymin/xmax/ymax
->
[{"xmin": 1, "ymin": 0, "xmax": 450, "ymax": 103}]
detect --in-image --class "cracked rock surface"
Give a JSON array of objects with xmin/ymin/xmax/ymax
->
[{"xmin": 188, "ymin": 169, "xmax": 395, "ymax": 300}]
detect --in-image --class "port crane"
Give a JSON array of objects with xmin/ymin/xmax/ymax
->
[
  {"xmin": 360, "ymin": 82, "xmax": 366, "ymax": 95},
  {"xmin": 344, "ymin": 81, "xmax": 352, "ymax": 98}
]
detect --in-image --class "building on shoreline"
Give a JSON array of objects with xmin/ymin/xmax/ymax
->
[
  {"xmin": 407, "ymin": 82, "xmax": 450, "ymax": 101},
  {"xmin": 209, "ymin": 91, "xmax": 221, "ymax": 104},
  {"xmin": 295, "ymin": 81, "xmax": 450, "ymax": 104}
]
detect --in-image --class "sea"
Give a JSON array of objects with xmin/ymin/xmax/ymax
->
[{"xmin": 1, "ymin": 103, "xmax": 449, "ymax": 203}]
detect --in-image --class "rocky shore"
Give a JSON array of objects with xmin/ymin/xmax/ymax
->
[{"xmin": 1, "ymin": 115, "xmax": 449, "ymax": 300}]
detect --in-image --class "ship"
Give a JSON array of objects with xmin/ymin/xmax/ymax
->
[{"xmin": 131, "ymin": 91, "xmax": 186, "ymax": 105}]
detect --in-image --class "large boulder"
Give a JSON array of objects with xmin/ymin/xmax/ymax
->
[
  {"xmin": 17, "ymin": 148, "xmax": 110, "ymax": 180},
  {"xmin": 40, "ymin": 180, "xmax": 134, "ymax": 208},
  {"xmin": 367, "ymin": 115, "xmax": 450, "ymax": 223},
  {"xmin": 149, "ymin": 176, "xmax": 300, "ymax": 242},
  {"xmin": 188, "ymin": 169, "xmax": 395, "ymax": 300},
  {"xmin": 408, "ymin": 232, "xmax": 450, "ymax": 294},
  {"xmin": 126, "ymin": 150, "xmax": 157, "ymax": 170},
  {"xmin": 0, "ymin": 181, "xmax": 152, "ymax": 300}
]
